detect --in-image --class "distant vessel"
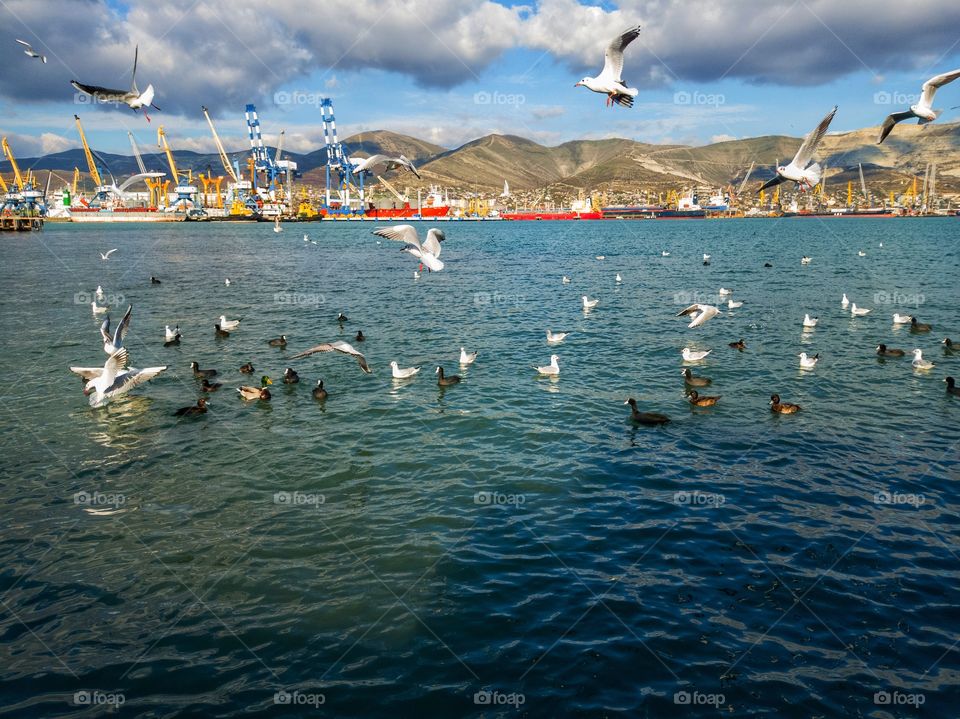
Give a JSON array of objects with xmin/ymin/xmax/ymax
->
[
  {"xmin": 362, "ymin": 186, "xmax": 449, "ymax": 219},
  {"xmin": 68, "ymin": 207, "xmax": 185, "ymax": 222},
  {"xmin": 602, "ymin": 190, "xmax": 707, "ymax": 219}
]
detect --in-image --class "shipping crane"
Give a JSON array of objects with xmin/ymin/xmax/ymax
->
[
  {"xmin": 73, "ymin": 115, "xmax": 103, "ymax": 189},
  {"xmin": 736, "ymin": 161, "xmax": 754, "ymax": 196},
  {"xmin": 377, "ymin": 175, "xmax": 408, "ymax": 204},
  {"xmin": 157, "ymin": 125, "xmax": 197, "ymax": 211},
  {"xmin": 319, "ymin": 97, "xmax": 366, "ymax": 215},
  {"xmin": 128, "ymin": 131, "xmax": 166, "ymax": 207},
  {"xmin": 2, "ymin": 137, "xmax": 25, "ymax": 190},
  {"xmin": 202, "ymin": 105, "xmax": 256, "ymax": 215}
]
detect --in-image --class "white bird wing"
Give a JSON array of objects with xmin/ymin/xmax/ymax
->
[
  {"xmin": 921, "ymin": 68, "xmax": 960, "ymax": 107},
  {"xmin": 290, "ymin": 341, "xmax": 371, "ymax": 373},
  {"xmin": 352, "ymin": 154, "xmax": 389, "ymax": 174},
  {"xmin": 70, "ymin": 366, "xmax": 104, "ymax": 380},
  {"xmin": 112, "ymin": 305, "xmax": 132, "ymax": 346},
  {"xmin": 103, "ymin": 248, "xmax": 118, "ymax": 258},
  {"xmin": 793, "ymin": 105, "xmax": 837, "ymax": 169},
  {"xmin": 102, "ymin": 366, "xmax": 167, "ymax": 399},
  {"xmin": 396, "ymin": 154, "xmax": 422, "ymax": 179},
  {"xmin": 373, "ymin": 225, "xmax": 421, "ymax": 250},
  {"xmin": 422, "ymin": 228, "xmax": 446, "ymax": 257},
  {"xmin": 99, "ymin": 347, "xmax": 129, "ymax": 388},
  {"xmin": 600, "ymin": 25, "xmax": 642, "ymax": 83},
  {"xmin": 99, "ymin": 316, "xmax": 112, "ymax": 343},
  {"xmin": 15, "ymin": 39, "xmax": 32, "ymax": 48}
]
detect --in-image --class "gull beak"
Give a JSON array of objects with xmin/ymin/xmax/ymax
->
[
  {"xmin": 622, "ymin": 400, "xmax": 629, "ymax": 405},
  {"xmin": 574, "ymin": 82, "xmax": 582, "ymax": 87}
]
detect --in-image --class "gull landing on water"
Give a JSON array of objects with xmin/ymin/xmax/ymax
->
[
  {"xmin": 373, "ymin": 225, "xmax": 445, "ymax": 272},
  {"xmin": 759, "ymin": 106, "xmax": 837, "ymax": 192},
  {"xmin": 71, "ymin": 46, "xmax": 160, "ymax": 121},
  {"xmin": 878, "ymin": 68, "xmax": 960, "ymax": 143},
  {"xmin": 575, "ymin": 25, "xmax": 642, "ymax": 108}
]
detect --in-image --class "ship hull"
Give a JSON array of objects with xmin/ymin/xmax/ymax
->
[
  {"xmin": 501, "ymin": 211, "xmax": 603, "ymax": 220},
  {"xmin": 69, "ymin": 209, "xmax": 185, "ymax": 222}
]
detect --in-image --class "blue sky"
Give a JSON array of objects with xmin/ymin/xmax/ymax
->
[{"xmin": 1, "ymin": 0, "xmax": 959, "ymax": 157}]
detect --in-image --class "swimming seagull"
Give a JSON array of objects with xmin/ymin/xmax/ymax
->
[
  {"xmin": 677, "ymin": 303, "xmax": 720, "ymax": 328},
  {"xmin": 546, "ymin": 330, "xmax": 569, "ymax": 344},
  {"xmin": 290, "ymin": 340, "xmax": 372, "ymax": 374},
  {"xmin": 803, "ymin": 314, "xmax": 818, "ymax": 328},
  {"xmin": 562, "ymin": 276, "xmax": 571, "ymax": 284},
  {"xmin": 801, "ymin": 256, "xmax": 812, "ymax": 265},
  {"xmin": 858, "ymin": 250, "xmax": 866, "ymax": 257},
  {"xmin": 352, "ymin": 154, "xmax": 422, "ymax": 179},
  {"xmin": 892, "ymin": 313, "xmax": 913, "ymax": 324},
  {"xmin": 851, "ymin": 303, "xmax": 871, "ymax": 316},
  {"xmin": 702, "ymin": 254, "xmax": 710, "ymax": 265},
  {"xmin": 718, "ymin": 288, "xmax": 732, "ymax": 296},
  {"xmin": 15, "ymin": 39, "xmax": 46, "ymax": 63},
  {"xmin": 95, "ymin": 285, "xmax": 105, "ymax": 300},
  {"xmin": 535, "ymin": 354, "xmax": 560, "ymax": 375},
  {"xmin": 727, "ymin": 299, "xmax": 743, "ymax": 309},
  {"xmin": 759, "ymin": 106, "xmax": 837, "ymax": 192},
  {"xmin": 91, "ymin": 300, "xmax": 108, "ymax": 315},
  {"xmin": 616, "ymin": 273, "xmax": 622, "ymax": 283},
  {"xmin": 164, "ymin": 324, "xmax": 182, "ymax": 343},
  {"xmin": 218, "ymin": 315, "xmax": 241, "ymax": 330},
  {"xmin": 99, "ymin": 249, "xmax": 118, "ymax": 260},
  {"xmin": 372, "ymin": 225, "xmax": 445, "ymax": 272},
  {"xmin": 71, "ymin": 46, "xmax": 160, "ymax": 121},
  {"xmin": 575, "ymin": 25, "xmax": 642, "ymax": 108},
  {"xmin": 100, "ymin": 305, "xmax": 132, "ymax": 354},
  {"xmin": 70, "ymin": 348, "xmax": 167, "ymax": 408},
  {"xmin": 460, "ymin": 347, "xmax": 478, "ymax": 365},
  {"xmin": 878, "ymin": 68, "xmax": 960, "ymax": 143},
  {"xmin": 662, "ymin": 251, "xmax": 670, "ymax": 257},
  {"xmin": 582, "ymin": 295, "xmax": 599, "ymax": 310},
  {"xmin": 224, "ymin": 278, "xmax": 231, "ymax": 286},
  {"xmin": 799, "ymin": 352, "xmax": 819, "ymax": 370},
  {"xmin": 841, "ymin": 293, "xmax": 850, "ymax": 308},
  {"xmin": 390, "ymin": 361, "xmax": 420, "ymax": 379},
  {"xmin": 912, "ymin": 348, "xmax": 935, "ymax": 370},
  {"xmin": 681, "ymin": 347, "xmax": 711, "ymax": 362}
]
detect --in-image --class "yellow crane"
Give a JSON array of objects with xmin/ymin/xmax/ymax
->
[
  {"xmin": 202, "ymin": 106, "xmax": 239, "ymax": 184},
  {"xmin": 377, "ymin": 175, "xmax": 408, "ymax": 204},
  {"xmin": 72, "ymin": 167, "xmax": 80, "ymax": 196},
  {"xmin": 73, "ymin": 115, "xmax": 102, "ymax": 188},
  {"xmin": 0, "ymin": 171, "xmax": 7, "ymax": 194},
  {"xmin": 156, "ymin": 126, "xmax": 180, "ymax": 183},
  {"xmin": 2, "ymin": 137, "xmax": 25, "ymax": 191}
]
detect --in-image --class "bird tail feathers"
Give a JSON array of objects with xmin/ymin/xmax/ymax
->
[{"xmin": 806, "ymin": 162, "xmax": 823, "ymax": 186}]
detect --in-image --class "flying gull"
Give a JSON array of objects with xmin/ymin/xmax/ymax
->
[
  {"xmin": 760, "ymin": 106, "xmax": 837, "ymax": 192},
  {"xmin": 878, "ymin": 68, "xmax": 960, "ymax": 143},
  {"xmin": 352, "ymin": 154, "xmax": 422, "ymax": 179},
  {"xmin": 15, "ymin": 39, "xmax": 46, "ymax": 63},
  {"xmin": 575, "ymin": 25, "xmax": 642, "ymax": 108},
  {"xmin": 372, "ymin": 225, "xmax": 445, "ymax": 272},
  {"xmin": 71, "ymin": 46, "xmax": 161, "ymax": 121},
  {"xmin": 290, "ymin": 340, "xmax": 372, "ymax": 374}
]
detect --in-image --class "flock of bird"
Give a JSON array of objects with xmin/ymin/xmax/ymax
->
[{"xmin": 69, "ymin": 233, "xmax": 960, "ymax": 425}]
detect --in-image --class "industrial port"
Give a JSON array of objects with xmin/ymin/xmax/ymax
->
[{"xmin": 2, "ymin": 97, "xmax": 958, "ymax": 231}]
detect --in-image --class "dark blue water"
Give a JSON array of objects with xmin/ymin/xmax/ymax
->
[{"xmin": 1, "ymin": 218, "xmax": 958, "ymax": 717}]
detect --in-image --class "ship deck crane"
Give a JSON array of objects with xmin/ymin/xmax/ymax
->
[
  {"xmin": 736, "ymin": 161, "xmax": 754, "ymax": 196},
  {"xmin": 202, "ymin": 106, "xmax": 240, "ymax": 184},
  {"xmin": 157, "ymin": 125, "xmax": 197, "ymax": 211},
  {"xmin": 377, "ymin": 175, "xmax": 408, "ymax": 204},
  {"xmin": 858, "ymin": 163, "xmax": 869, "ymax": 206}
]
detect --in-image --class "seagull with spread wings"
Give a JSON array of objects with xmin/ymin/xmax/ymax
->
[
  {"xmin": 71, "ymin": 46, "xmax": 160, "ymax": 121},
  {"xmin": 70, "ymin": 348, "xmax": 167, "ymax": 408},
  {"xmin": 372, "ymin": 225, "xmax": 446, "ymax": 272},
  {"xmin": 15, "ymin": 39, "xmax": 46, "ymax": 63},
  {"xmin": 759, "ymin": 106, "xmax": 837, "ymax": 192},
  {"xmin": 352, "ymin": 154, "xmax": 421, "ymax": 179},
  {"xmin": 877, "ymin": 68, "xmax": 960, "ymax": 143},
  {"xmin": 575, "ymin": 25, "xmax": 643, "ymax": 108},
  {"xmin": 290, "ymin": 341, "xmax": 372, "ymax": 374}
]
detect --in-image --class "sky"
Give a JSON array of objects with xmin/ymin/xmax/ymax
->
[{"xmin": 1, "ymin": 0, "xmax": 960, "ymax": 159}]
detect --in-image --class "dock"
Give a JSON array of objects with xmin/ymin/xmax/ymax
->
[{"xmin": 0, "ymin": 215, "xmax": 43, "ymax": 232}]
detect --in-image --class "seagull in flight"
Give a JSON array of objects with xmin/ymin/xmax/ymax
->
[
  {"xmin": 99, "ymin": 248, "xmax": 118, "ymax": 260},
  {"xmin": 373, "ymin": 225, "xmax": 445, "ymax": 272},
  {"xmin": 677, "ymin": 303, "xmax": 720, "ymax": 328},
  {"xmin": 290, "ymin": 340, "xmax": 372, "ymax": 374},
  {"xmin": 575, "ymin": 25, "xmax": 642, "ymax": 108},
  {"xmin": 71, "ymin": 46, "xmax": 161, "ymax": 121},
  {"xmin": 352, "ymin": 154, "xmax": 422, "ymax": 179},
  {"xmin": 760, "ymin": 106, "xmax": 837, "ymax": 192},
  {"xmin": 15, "ymin": 39, "xmax": 46, "ymax": 63},
  {"xmin": 878, "ymin": 68, "xmax": 960, "ymax": 143}
]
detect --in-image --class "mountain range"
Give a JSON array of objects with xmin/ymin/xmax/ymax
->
[{"xmin": 4, "ymin": 122, "xmax": 959, "ymax": 197}]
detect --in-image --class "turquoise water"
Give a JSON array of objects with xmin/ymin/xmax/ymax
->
[{"xmin": 1, "ymin": 218, "xmax": 958, "ymax": 716}]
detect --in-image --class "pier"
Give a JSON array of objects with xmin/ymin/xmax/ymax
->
[{"xmin": 0, "ymin": 215, "xmax": 43, "ymax": 232}]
